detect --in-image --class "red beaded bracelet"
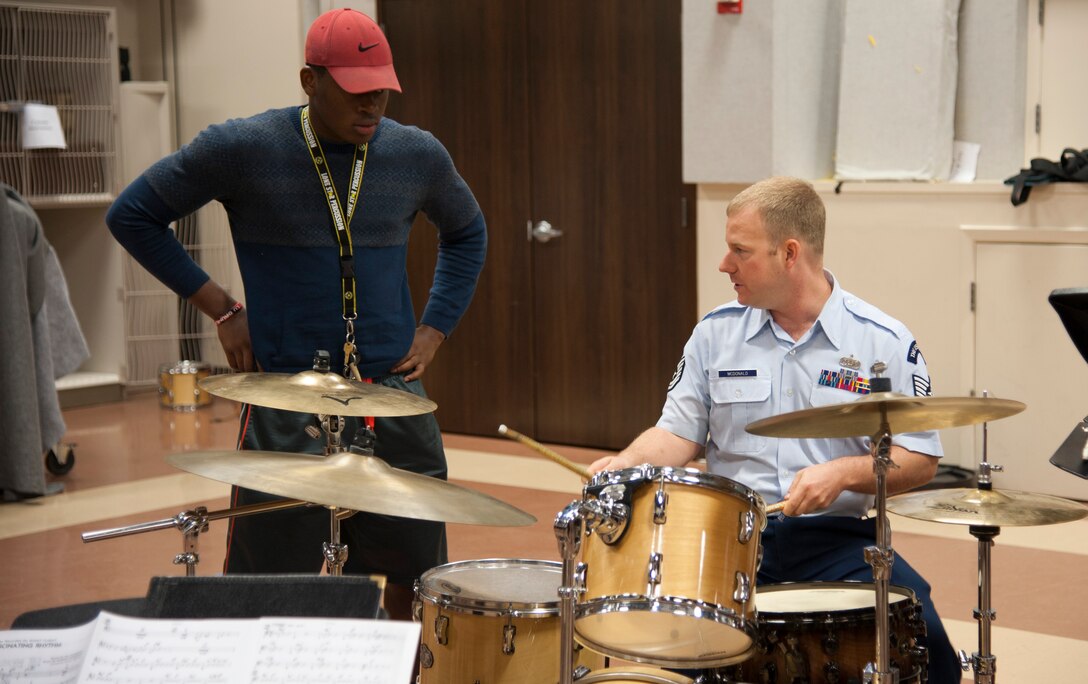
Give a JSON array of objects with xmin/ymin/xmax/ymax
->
[{"xmin": 214, "ymin": 301, "xmax": 243, "ymax": 326}]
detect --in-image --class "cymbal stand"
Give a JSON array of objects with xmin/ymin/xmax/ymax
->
[
  {"xmin": 310, "ymin": 413, "xmax": 368, "ymax": 577},
  {"xmin": 864, "ymin": 366, "xmax": 900, "ymax": 684},
  {"xmin": 323, "ymin": 507, "xmax": 356, "ymax": 576},
  {"xmin": 965, "ymin": 524, "xmax": 999, "ymax": 683},
  {"xmin": 81, "ymin": 499, "xmax": 310, "ymax": 575},
  {"xmin": 960, "ymin": 414, "xmax": 1002, "ymax": 683}
]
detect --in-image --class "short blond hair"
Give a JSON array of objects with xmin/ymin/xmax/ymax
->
[{"xmin": 727, "ymin": 176, "xmax": 825, "ymax": 255}]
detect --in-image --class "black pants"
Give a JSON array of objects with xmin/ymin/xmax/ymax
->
[{"xmin": 223, "ymin": 375, "xmax": 447, "ymax": 586}]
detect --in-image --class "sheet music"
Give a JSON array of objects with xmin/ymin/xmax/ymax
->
[
  {"xmin": 75, "ymin": 613, "xmax": 256, "ymax": 683},
  {"xmin": 0, "ymin": 612, "xmax": 420, "ymax": 684},
  {"xmin": 0, "ymin": 621, "xmax": 95, "ymax": 684},
  {"xmin": 249, "ymin": 618, "xmax": 420, "ymax": 684}
]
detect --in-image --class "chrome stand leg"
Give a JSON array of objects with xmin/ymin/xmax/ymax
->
[
  {"xmin": 969, "ymin": 524, "xmax": 999, "ymax": 684},
  {"xmin": 323, "ymin": 507, "xmax": 354, "ymax": 576},
  {"xmin": 172, "ymin": 506, "xmax": 208, "ymax": 576},
  {"xmin": 864, "ymin": 415, "xmax": 899, "ymax": 684},
  {"xmin": 555, "ymin": 501, "xmax": 584, "ymax": 684}
]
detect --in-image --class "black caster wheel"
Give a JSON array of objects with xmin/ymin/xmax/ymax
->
[{"xmin": 46, "ymin": 444, "xmax": 75, "ymax": 475}]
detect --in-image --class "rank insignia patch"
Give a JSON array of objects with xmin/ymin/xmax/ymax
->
[
  {"xmin": 912, "ymin": 374, "xmax": 932, "ymax": 396},
  {"xmin": 818, "ymin": 368, "xmax": 871, "ymax": 395},
  {"xmin": 667, "ymin": 357, "xmax": 685, "ymax": 391}
]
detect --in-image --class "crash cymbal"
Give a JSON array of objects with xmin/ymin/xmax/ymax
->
[
  {"xmin": 887, "ymin": 487, "xmax": 1088, "ymax": 527},
  {"xmin": 745, "ymin": 392, "xmax": 1025, "ymax": 438},
  {"xmin": 167, "ymin": 450, "xmax": 536, "ymax": 527},
  {"xmin": 199, "ymin": 371, "xmax": 436, "ymax": 417}
]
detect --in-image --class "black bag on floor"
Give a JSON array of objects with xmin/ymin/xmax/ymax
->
[{"xmin": 1004, "ymin": 147, "xmax": 1088, "ymax": 206}]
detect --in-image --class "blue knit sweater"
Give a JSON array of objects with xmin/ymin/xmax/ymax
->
[{"xmin": 107, "ymin": 107, "xmax": 486, "ymax": 376}]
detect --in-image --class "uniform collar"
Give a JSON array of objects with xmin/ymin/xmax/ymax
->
[
  {"xmin": 812, "ymin": 270, "xmax": 844, "ymax": 350},
  {"xmin": 743, "ymin": 269, "xmax": 843, "ymax": 349}
]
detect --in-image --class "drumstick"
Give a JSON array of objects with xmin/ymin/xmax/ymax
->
[
  {"xmin": 497, "ymin": 424, "xmax": 592, "ymax": 481},
  {"xmin": 766, "ymin": 500, "xmax": 786, "ymax": 514}
]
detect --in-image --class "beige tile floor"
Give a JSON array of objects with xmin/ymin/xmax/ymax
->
[{"xmin": 2, "ymin": 393, "xmax": 1086, "ymax": 682}]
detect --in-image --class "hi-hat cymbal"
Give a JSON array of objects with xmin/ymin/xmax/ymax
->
[
  {"xmin": 167, "ymin": 450, "xmax": 536, "ymax": 527},
  {"xmin": 199, "ymin": 371, "xmax": 436, "ymax": 417},
  {"xmin": 887, "ymin": 487, "xmax": 1088, "ymax": 527},
  {"xmin": 745, "ymin": 392, "xmax": 1025, "ymax": 438}
]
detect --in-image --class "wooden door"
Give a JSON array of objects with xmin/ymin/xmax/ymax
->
[
  {"xmin": 975, "ymin": 241, "xmax": 1088, "ymax": 499},
  {"xmin": 382, "ymin": 0, "xmax": 695, "ymax": 450},
  {"xmin": 381, "ymin": 1, "xmax": 537, "ymax": 436}
]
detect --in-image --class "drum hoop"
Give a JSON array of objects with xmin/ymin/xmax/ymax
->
[
  {"xmin": 575, "ymin": 668, "xmax": 697, "ymax": 684},
  {"xmin": 416, "ymin": 558, "xmax": 562, "ymax": 614},
  {"xmin": 574, "ymin": 595, "xmax": 756, "ymax": 668},
  {"xmin": 754, "ymin": 580, "xmax": 916, "ymax": 623},
  {"xmin": 587, "ymin": 465, "xmax": 764, "ymax": 506},
  {"xmin": 160, "ymin": 360, "xmax": 211, "ymax": 375}
]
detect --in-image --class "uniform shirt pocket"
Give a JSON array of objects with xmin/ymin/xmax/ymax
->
[
  {"xmin": 709, "ymin": 376, "xmax": 773, "ymax": 454},
  {"xmin": 809, "ymin": 384, "xmax": 860, "ymax": 407}
]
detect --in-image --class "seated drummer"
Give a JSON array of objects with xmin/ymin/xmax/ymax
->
[{"xmin": 587, "ymin": 176, "xmax": 960, "ymax": 684}]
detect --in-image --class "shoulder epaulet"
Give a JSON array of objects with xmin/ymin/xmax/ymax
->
[
  {"xmin": 842, "ymin": 293, "xmax": 907, "ymax": 339},
  {"xmin": 701, "ymin": 300, "xmax": 746, "ymax": 321}
]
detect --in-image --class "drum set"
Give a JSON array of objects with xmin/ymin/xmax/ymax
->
[{"xmin": 79, "ymin": 355, "xmax": 1088, "ymax": 684}]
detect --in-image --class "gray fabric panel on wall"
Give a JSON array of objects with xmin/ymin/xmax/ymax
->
[
  {"xmin": 682, "ymin": 0, "xmax": 774, "ymax": 183},
  {"xmin": 835, "ymin": 0, "xmax": 962, "ymax": 181},
  {"xmin": 955, "ymin": 0, "xmax": 1027, "ymax": 180},
  {"xmin": 772, "ymin": 0, "xmax": 844, "ymax": 181},
  {"xmin": 682, "ymin": 0, "xmax": 844, "ymax": 184}
]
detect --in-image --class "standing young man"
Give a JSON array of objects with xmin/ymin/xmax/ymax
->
[{"xmin": 107, "ymin": 9, "xmax": 485, "ymax": 619}]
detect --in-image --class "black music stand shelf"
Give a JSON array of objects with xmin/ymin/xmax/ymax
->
[
  {"xmin": 10, "ymin": 574, "xmax": 386, "ymax": 629},
  {"xmin": 1050, "ymin": 419, "xmax": 1088, "ymax": 480},
  {"xmin": 1048, "ymin": 288, "xmax": 1088, "ymax": 480}
]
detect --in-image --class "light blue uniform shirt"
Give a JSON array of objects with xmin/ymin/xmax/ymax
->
[{"xmin": 658, "ymin": 272, "xmax": 942, "ymax": 517}]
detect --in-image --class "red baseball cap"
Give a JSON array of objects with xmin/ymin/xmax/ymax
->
[{"xmin": 304, "ymin": 8, "xmax": 401, "ymax": 94}]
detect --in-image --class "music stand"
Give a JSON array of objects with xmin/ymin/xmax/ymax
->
[{"xmin": 1048, "ymin": 288, "xmax": 1088, "ymax": 479}]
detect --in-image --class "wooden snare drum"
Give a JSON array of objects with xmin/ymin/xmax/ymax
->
[
  {"xmin": 415, "ymin": 559, "xmax": 604, "ymax": 683},
  {"xmin": 722, "ymin": 581, "xmax": 928, "ymax": 684},
  {"xmin": 576, "ymin": 466, "xmax": 767, "ymax": 668},
  {"xmin": 158, "ymin": 360, "xmax": 211, "ymax": 411}
]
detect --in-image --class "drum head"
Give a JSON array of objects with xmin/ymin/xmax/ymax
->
[
  {"xmin": 755, "ymin": 581, "xmax": 913, "ymax": 620},
  {"xmin": 417, "ymin": 558, "xmax": 562, "ymax": 615},
  {"xmin": 575, "ymin": 607, "xmax": 753, "ymax": 668}
]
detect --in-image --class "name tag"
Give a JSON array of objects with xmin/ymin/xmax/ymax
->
[{"xmin": 719, "ymin": 369, "xmax": 757, "ymax": 378}]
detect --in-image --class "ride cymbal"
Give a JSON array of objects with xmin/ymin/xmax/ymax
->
[
  {"xmin": 745, "ymin": 393, "xmax": 1025, "ymax": 439},
  {"xmin": 167, "ymin": 450, "xmax": 536, "ymax": 527},
  {"xmin": 199, "ymin": 371, "xmax": 436, "ymax": 417},
  {"xmin": 887, "ymin": 487, "xmax": 1088, "ymax": 527}
]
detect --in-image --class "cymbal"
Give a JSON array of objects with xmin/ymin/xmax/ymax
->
[
  {"xmin": 198, "ymin": 371, "xmax": 437, "ymax": 417},
  {"xmin": 887, "ymin": 487, "xmax": 1088, "ymax": 527},
  {"xmin": 745, "ymin": 392, "xmax": 1025, "ymax": 438},
  {"xmin": 167, "ymin": 450, "xmax": 536, "ymax": 527}
]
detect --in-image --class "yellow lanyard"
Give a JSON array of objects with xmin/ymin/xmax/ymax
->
[
  {"xmin": 301, "ymin": 105, "xmax": 368, "ymax": 320},
  {"xmin": 301, "ymin": 106, "xmax": 368, "ymax": 376}
]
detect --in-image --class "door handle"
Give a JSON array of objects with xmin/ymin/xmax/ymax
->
[{"xmin": 528, "ymin": 220, "xmax": 563, "ymax": 243}]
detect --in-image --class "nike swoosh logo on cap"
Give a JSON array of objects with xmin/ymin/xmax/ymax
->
[{"xmin": 358, "ymin": 42, "xmax": 380, "ymax": 52}]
